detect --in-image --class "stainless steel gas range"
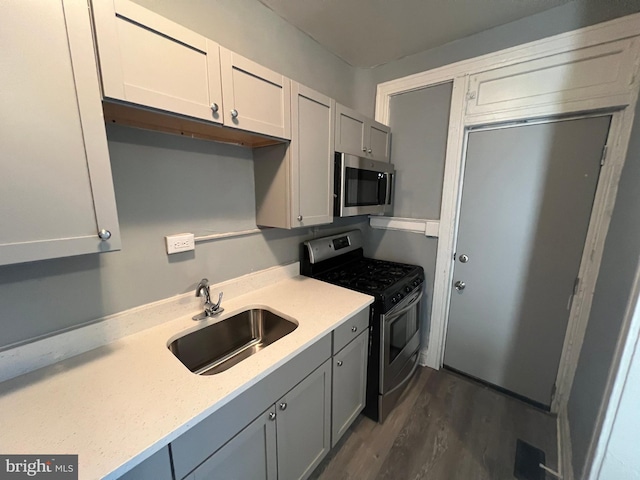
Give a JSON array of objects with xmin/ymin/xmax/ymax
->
[{"xmin": 301, "ymin": 230, "xmax": 424, "ymax": 423}]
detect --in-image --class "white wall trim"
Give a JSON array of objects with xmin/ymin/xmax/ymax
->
[
  {"xmin": 375, "ymin": 12, "xmax": 640, "ymax": 123},
  {"xmin": 369, "ymin": 216, "xmax": 439, "ymax": 237},
  {"xmin": 552, "ymin": 107, "xmax": 638, "ymax": 413},
  {"xmin": 374, "ymin": 10, "xmax": 640, "ymax": 429},
  {"xmin": 558, "ymin": 405, "xmax": 576, "ymax": 480},
  {"xmin": 424, "ymin": 76, "xmax": 468, "ymax": 369}
]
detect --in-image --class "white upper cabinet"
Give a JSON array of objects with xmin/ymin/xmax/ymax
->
[
  {"xmin": 254, "ymin": 83, "xmax": 334, "ymax": 229},
  {"xmin": 335, "ymin": 103, "xmax": 391, "ymax": 162},
  {"xmin": 220, "ymin": 47, "xmax": 292, "ymax": 140},
  {"xmin": 0, "ymin": 0, "xmax": 120, "ymax": 266},
  {"xmin": 91, "ymin": 0, "xmax": 292, "ymax": 141},
  {"xmin": 91, "ymin": 0, "xmax": 223, "ymax": 124}
]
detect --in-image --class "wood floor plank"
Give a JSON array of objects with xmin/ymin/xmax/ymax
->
[{"xmin": 311, "ymin": 367, "xmax": 558, "ymax": 480}]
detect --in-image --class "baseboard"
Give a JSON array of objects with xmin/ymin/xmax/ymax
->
[
  {"xmin": 418, "ymin": 349, "xmax": 431, "ymax": 368},
  {"xmin": 558, "ymin": 406, "xmax": 575, "ymax": 480}
]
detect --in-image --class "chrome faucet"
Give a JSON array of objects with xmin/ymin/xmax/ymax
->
[{"xmin": 193, "ymin": 278, "xmax": 224, "ymax": 320}]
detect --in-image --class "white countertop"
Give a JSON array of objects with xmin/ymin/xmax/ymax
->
[{"xmin": 0, "ymin": 272, "xmax": 373, "ymax": 479}]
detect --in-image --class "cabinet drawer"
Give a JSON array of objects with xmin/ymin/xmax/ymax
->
[{"xmin": 333, "ymin": 308, "xmax": 370, "ymax": 354}]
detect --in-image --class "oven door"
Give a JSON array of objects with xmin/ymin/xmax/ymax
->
[
  {"xmin": 335, "ymin": 153, "xmax": 394, "ymax": 217},
  {"xmin": 380, "ymin": 288, "xmax": 422, "ymax": 393}
]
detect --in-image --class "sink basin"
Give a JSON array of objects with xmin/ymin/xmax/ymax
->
[{"xmin": 169, "ymin": 309, "xmax": 298, "ymax": 375}]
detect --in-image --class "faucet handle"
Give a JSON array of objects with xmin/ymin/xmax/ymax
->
[{"xmin": 212, "ymin": 292, "xmax": 223, "ymax": 310}]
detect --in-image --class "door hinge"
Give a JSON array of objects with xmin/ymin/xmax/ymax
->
[
  {"xmin": 600, "ymin": 144, "xmax": 608, "ymax": 166},
  {"xmin": 573, "ymin": 276, "xmax": 580, "ymax": 295},
  {"xmin": 567, "ymin": 277, "xmax": 580, "ymax": 310}
]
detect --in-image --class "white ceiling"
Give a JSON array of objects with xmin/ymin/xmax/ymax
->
[{"xmin": 258, "ymin": 0, "xmax": 575, "ymax": 67}]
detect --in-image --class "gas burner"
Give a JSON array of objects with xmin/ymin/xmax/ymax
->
[{"xmin": 354, "ymin": 279, "xmax": 381, "ymax": 291}]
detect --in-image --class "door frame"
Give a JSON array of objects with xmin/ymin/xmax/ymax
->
[{"xmin": 374, "ymin": 12, "xmax": 640, "ymax": 418}]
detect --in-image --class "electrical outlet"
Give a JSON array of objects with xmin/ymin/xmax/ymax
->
[{"xmin": 165, "ymin": 233, "xmax": 195, "ymax": 254}]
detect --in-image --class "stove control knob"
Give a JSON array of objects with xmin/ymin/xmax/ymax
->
[
  {"xmin": 405, "ymin": 286, "xmax": 412, "ymax": 293},
  {"xmin": 391, "ymin": 297, "xmax": 398, "ymax": 304}
]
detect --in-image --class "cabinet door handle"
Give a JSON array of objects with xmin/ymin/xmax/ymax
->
[
  {"xmin": 297, "ymin": 215, "xmax": 303, "ymax": 221},
  {"xmin": 268, "ymin": 412, "xmax": 276, "ymax": 421},
  {"xmin": 210, "ymin": 103, "xmax": 219, "ymax": 113},
  {"xmin": 230, "ymin": 109, "xmax": 239, "ymax": 119},
  {"xmin": 279, "ymin": 402, "xmax": 287, "ymax": 411},
  {"xmin": 337, "ymin": 360, "xmax": 343, "ymax": 367},
  {"xmin": 351, "ymin": 326, "xmax": 357, "ymax": 333},
  {"xmin": 98, "ymin": 229, "xmax": 111, "ymax": 240},
  {"xmin": 367, "ymin": 148, "xmax": 372, "ymax": 154}
]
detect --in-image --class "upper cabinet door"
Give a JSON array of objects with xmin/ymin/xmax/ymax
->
[
  {"xmin": 335, "ymin": 103, "xmax": 366, "ymax": 156},
  {"xmin": 91, "ymin": 0, "xmax": 223, "ymax": 124},
  {"xmin": 335, "ymin": 103, "xmax": 391, "ymax": 162},
  {"xmin": 220, "ymin": 48, "xmax": 291, "ymax": 139},
  {"xmin": 367, "ymin": 121, "xmax": 391, "ymax": 162},
  {"xmin": 0, "ymin": 0, "xmax": 120, "ymax": 266},
  {"xmin": 291, "ymin": 83, "xmax": 335, "ymax": 227}
]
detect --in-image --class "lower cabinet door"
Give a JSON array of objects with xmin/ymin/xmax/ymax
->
[
  {"xmin": 276, "ymin": 359, "xmax": 332, "ymax": 480},
  {"xmin": 332, "ymin": 329, "xmax": 368, "ymax": 447},
  {"xmin": 189, "ymin": 407, "xmax": 277, "ymax": 480},
  {"xmin": 118, "ymin": 446, "xmax": 173, "ymax": 480}
]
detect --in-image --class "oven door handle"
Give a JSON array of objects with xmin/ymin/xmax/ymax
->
[{"xmin": 385, "ymin": 289, "xmax": 423, "ymax": 320}]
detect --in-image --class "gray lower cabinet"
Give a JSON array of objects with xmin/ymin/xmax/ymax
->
[
  {"xmin": 185, "ymin": 407, "xmax": 277, "ymax": 480},
  {"xmin": 276, "ymin": 359, "xmax": 332, "ymax": 480},
  {"xmin": 118, "ymin": 446, "xmax": 173, "ymax": 480},
  {"xmin": 331, "ymin": 329, "xmax": 369, "ymax": 447},
  {"xmin": 187, "ymin": 359, "xmax": 332, "ymax": 480}
]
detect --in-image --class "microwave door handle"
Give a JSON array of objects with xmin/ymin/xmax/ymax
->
[{"xmin": 385, "ymin": 173, "xmax": 393, "ymax": 205}]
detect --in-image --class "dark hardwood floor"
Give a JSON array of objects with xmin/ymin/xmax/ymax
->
[{"xmin": 311, "ymin": 367, "xmax": 558, "ymax": 480}]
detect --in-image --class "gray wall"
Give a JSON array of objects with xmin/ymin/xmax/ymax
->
[
  {"xmin": 353, "ymin": 0, "xmax": 640, "ymax": 117},
  {"xmin": 0, "ymin": 124, "xmax": 366, "ymax": 348},
  {"xmin": 364, "ymin": 83, "xmax": 452, "ymax": 349},
  {"xmin": 0, "ymin": 0, "xmax": 363, "ymax": 349},
  {"xmin": 568, "ymin": 96, "xmax": 640, "ymax": 478}
]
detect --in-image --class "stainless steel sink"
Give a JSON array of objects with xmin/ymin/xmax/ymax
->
[{"xmin": 169, "ymin": 309, "xmax": 298, "ymax": 375}]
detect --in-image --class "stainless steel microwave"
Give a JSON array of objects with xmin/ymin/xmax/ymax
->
[{"xmin": 334, "ymin": 152, "xmax": 394, "ymax": 217}]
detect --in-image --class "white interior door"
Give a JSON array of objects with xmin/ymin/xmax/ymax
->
[{"xmin": 444, "ymin": 116, "xmax": 611, "ymax": 407}]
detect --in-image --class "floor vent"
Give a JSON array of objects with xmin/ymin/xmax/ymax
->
[{"xmin": 514, "ymin": 439, "xmax": 546, "ymax": 480}]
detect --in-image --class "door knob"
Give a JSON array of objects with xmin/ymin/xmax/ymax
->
[
  {"xmin": 279, "ymin": 402, "xmax": 287, "ymax": 411},
  {"xmin": 230, "ymin": 109, "xmax": 238, "ymax": 119},
  {"xmin": 459, "ymin": 254, "xmax": 469, "ymax": 263},
  {"xmin": 454, "ymin": 281, "xmax": 466, "ymax": 291},
  {"xmin": 268, "ymin": 412, "xmax": 276, "ymax": 421}
]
